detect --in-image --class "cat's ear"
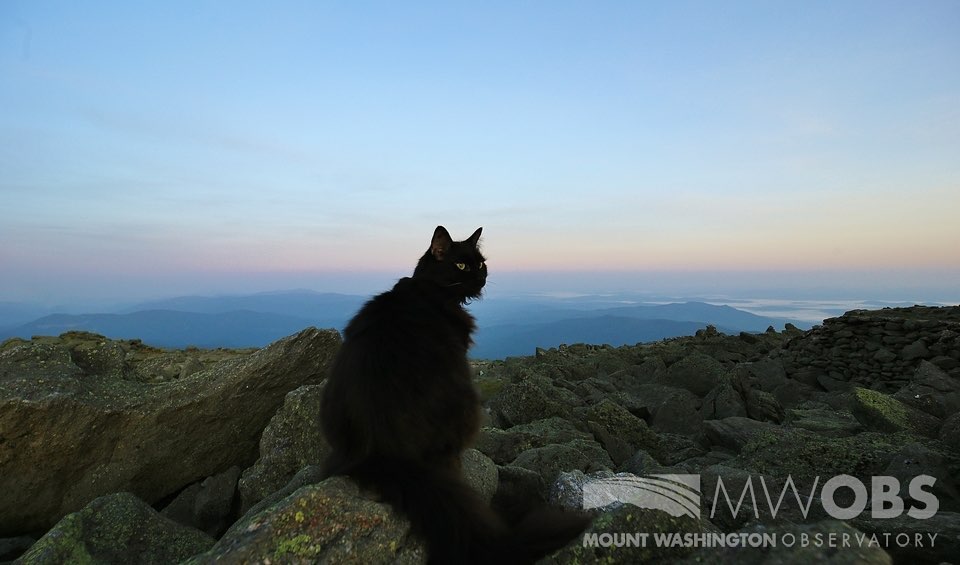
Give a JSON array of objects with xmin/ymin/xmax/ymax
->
[
  {"xmin": 431, "ymin": 226, "xmax": 453, "ymax": 260},
  {"xmin": 466, "ymin": 227, "xmax": 482, "ymax": 248}
]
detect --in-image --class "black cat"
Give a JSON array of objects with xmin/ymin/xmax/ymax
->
[{"xmin": 320, "ymin": 226, "xmax": 589, "ymax": 564}]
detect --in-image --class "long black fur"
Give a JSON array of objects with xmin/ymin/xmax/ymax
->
[{"xmin": 320, "ymin": 226, "xmax": 589, "ymax": 564}]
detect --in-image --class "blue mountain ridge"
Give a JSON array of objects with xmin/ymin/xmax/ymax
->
[{"xmin": 1, "ymin": 291, "xmax": 802, "ymax": 359}]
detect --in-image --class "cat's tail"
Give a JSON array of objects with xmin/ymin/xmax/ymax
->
[{"xmin": 330, "ymin": 456, "xmax": 590, "ymax": 564}]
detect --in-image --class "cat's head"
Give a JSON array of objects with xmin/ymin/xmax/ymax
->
[{"xmin": 413, "ymin": 226, "xmax": 487, "ymax": 302}]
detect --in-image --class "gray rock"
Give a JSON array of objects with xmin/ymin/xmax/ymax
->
[
  {"xmin": 491, "ymin": 465, "xmax": 547, "ymax": 523},
  {"xmin": 17, "ymin": 492, "xmax": 214, "ymax": 565},
  {"xmin": 178, "ymin": 357, "xmax": 204, "ymax": 379},
  {"xmin": 161, "ymin": 466, "xmax": 241, "ymax": 538},
  {"xmin": 849, "ymin": 387, "xmax": 941, "ymax": 437},
  {"xmin": 632, "ymin": 384, "xmax": 703, "ymax": 436},
  {"xmin": 461, "ymin": 448, "xmax": 498, "ymax": 504},
  {"xmin": 487, "ymin": 375, "xmax": 573, "ymax": 427},
  {"xmin": 511, "ymin": 439, "xmax": 613, "ymax": 485},
  {"xmin": 238, "ymin": 383, "xmax": 330, "ymax": 512},
  {"xmin": 941, "ymin": 412, "xmax": 960, "ymax": 451},
  {"xmin": 702, "ymin": 376, "xmax": 748, "ymax": 421},
  {"xmin": 893, "ymin": 360, "xmax": 960, "ymax": 418},
  {"xmin": 786, "ymin": 408, "xmax": 863, "ymax": 437},
  {"xmin": 224, "ymin": 465, "xmax": 326, "ymax": 540},
  {"xmin": 902, "ymin": 339, "xmax": 930, "ymax": 360},
  {"xmin": 665, "ymin": 352, "xmax": 726, "ymax": 397},
  {"xmin": 584, "ymin": 398, "xmax": 662, "ymax": 466},
  {"xmin": 702, "ymin": 417, "xmax": 781, "ymax": 452},
  {"xmin": 883, "ymin": 443, "xmax": 960, "ymax": 509},
  {"xmin": 0, "ymin": 328, "xmax": 341, "ymax": 536},
  {"xmin": 188, "ymin": 477, "xmax": 425, "ymax": 564},
  {"xmin": 620, "ymin": 449, "xmax": 667, "ymax": 476}
]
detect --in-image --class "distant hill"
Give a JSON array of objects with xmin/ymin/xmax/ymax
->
[
  {"xmin": 2, "ymin": 293, "xmax": 802, "ymax": 358},
  {"xmin": 471, "ymin": 316, "xmax": 716, "ymax": 359},
  {"xmin": 4, "ymin": 310, "xmax": 317, "ymax": 349},
  {"xmin": 128, "ymin": 290, "xmax": 368, "ymax": 325}
]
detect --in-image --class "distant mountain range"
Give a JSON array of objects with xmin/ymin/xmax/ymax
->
[{"xmin": 0, "ymin": 290, "xmax": 805, "ymax": 359}]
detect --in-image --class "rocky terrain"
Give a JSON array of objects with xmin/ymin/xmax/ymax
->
[{"xmin": 1, "ymin": 305, "xmax": 958, "ymax": 564}]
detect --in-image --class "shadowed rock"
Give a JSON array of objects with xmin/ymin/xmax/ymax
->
[{"xmin": 0, "ymin": 328, "xmax": 341, "ymax": 535}]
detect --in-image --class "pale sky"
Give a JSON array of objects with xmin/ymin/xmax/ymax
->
[{"xmin": 1, "ymin": 1, "xmax": 958, "ymax": 305}]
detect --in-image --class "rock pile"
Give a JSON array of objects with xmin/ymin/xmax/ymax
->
[
  {"xmin": 2, "ymin": 305, "xmax": 959, "ymax": 564},
  {"xmin": 780, "ymin": 306, "xmax": 960, "ymax": 393}
]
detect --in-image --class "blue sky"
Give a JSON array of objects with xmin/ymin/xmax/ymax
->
[{"xmin": 1, "ymin": 1, "xmax": 958, "ymax": 304}]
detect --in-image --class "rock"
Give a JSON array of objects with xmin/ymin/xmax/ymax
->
[
  {"xmin": 238, "ymin": 383, "xmax": 330, "ymax": 513},
  {"xmin": 733, "ymin": 429, "xmax": 912, "ymax": 484},
  {"xmin": 941, "ymin": 412, "xmax": 960, "ymax": 451},
  {"xmin": 849, "ymin": 387, "xmax": 941, "ymax": 437},
  {"xmin": 606, "ymin": 357, "xmax": 667, "ymax": 396},
  {"xmin": 817, "ymin": 372, "xmax": 852, "ymax": 391},
  {"xmin": 786, "ymin": 408, "xmax": 863, "ymax": 437},
  {"xmin": 491, "ymin": 465, "xmax": 548, "ymax": 523},
  {"xmin": 620, "ymin": 449, "xmax": 667, "ymax": 476},
  {"xmin": 893, "ymin": 360, "xmax": 960, "ymax": 418},
  {"xmin": 632, "ymin": 384, "xmax": 703, "ymax": 436},
  {"xmin": 511, "ymin": 439, "xmax": 613, "ymax": 485},
  {"xmin": 901, "ymin": 339, "xmax": 930, "ymax": 360},
  {"xmin": 702, "ymin": 376, "xmax": 748, "ymax": 421},
  {"xmin": 0, "ymin": 328, "xmax": 341, "ymax": 536},
  {"xmin": 487, "ymin": 375, "xmax": 573, "ymax": 427},
  {"xmin": 741, "ymin": 387, "xmax": 785, "ymax": 423},
  {"xmin": 178, "ymin": 357, "xmax": 203, "ymax": 379},
  {"xmin": 656, "ymin": 433, "xmax": 708, "ymax": 466},
  {"xmin": 224, "ymin": 466, "xmax": 326, "ymax": 541},
  {"xmin": 874, "ymin": 348, "xmax": 898, "ymax": 363},
  {"xmin": 584, "ymin": 399, "xmax": 663, "ymax": 466},
  {"xmin": 680, "ymin": 520, "xmax": 892, "ymax": 564},
  {"xmin": 931, "ymin": 355, "xmax": 960, "ymax": 371},
  {"xmin": 474, "ymin": 418, "xmax": 591, "ymax": 465},
  {"xmin": 161, "ymin": 466, "xmax": 241, "ymax": 539},
  {"xmin": 188, "ymin": 477, "xmax": 425, "ymax": 564},
  {"xmin": 17, "ymin": 492, "xmax": 214, "ymax": 565},
  {"xmin": 883, "ymin": 443, "xmax": 960, "ymax": 510},
  {"xmin": 461, "ymin": 448, "xmax": 499, "ymax": 504},
  {"xmin": 665, "ymin": 352, "xmax": 725, "ymax": 397},
  {"xmin": 702, "ymin": 417, "xmax": 781, "ymax": 452}
]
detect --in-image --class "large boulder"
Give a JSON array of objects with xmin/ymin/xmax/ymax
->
[
  {"xmin": 487, "ymin": 375, "xmax": 576, "ymax": 427},
  {"xmin": 188, "ymin": 477, "xmax": 425, "ymax": 564},
  {"xmin": 664, "ymin": 352, "xmax": 726, "ymax": 397},
  {"xmin": 0, "ymin": 328, "xmax": 341, "ymax": 536},
  {"xmin": 17, "ymin": 492, "xmax": 214, "ymax": 565},
  {"xmin": 511, "ymin": 439, "xmax": 614, "ymax": 485},
  {"xmin": 583, "ymin": 399, "xmax": 663, "ymax": 465},
  {"xmin": 849, "ymin": 387, "xmax": 941, "ymax": 437},
  {"xmin": 238, "ymin": 383, "xmax": 330, "ymax": 513},
  {"xmin": 160, "ymin": 466, "xmax": 242, "ymax": 538}
]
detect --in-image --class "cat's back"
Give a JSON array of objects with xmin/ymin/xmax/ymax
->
[{"xmin": 344, "ymin": 278, "xmax": 473, "ymax": 348}]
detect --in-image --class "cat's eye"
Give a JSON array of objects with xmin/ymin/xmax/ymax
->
[
  {"xmin": 456, "ymin": 263, "xmax": 467, "ymax": 271},
  {"xmin": 479, "ymin": 262, "xmax": 486, "ymax": 270}
]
